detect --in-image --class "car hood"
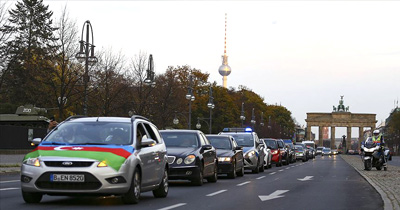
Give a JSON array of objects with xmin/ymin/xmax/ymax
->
[
  {"xmin": 216, "ymin": 149, "xmax": 234, "ymax": 157},
  {"xmin": 23, "ymin": 145, "xmax": 135, "ymax": 171},
  {"xmin": 167, "ymin": 147, "xmax": 198, "ymax": 157}
]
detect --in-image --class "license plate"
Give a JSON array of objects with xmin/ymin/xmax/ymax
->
[{"xmin": 51, "ymin": 174, "xmax": 85, "ymax": 182}]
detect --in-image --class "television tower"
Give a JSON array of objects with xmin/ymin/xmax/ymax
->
[{"xmin": 218, "ymin": 13, "xmax": 231, "ymax": 88}]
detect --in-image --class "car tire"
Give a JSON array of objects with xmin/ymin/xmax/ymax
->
[
  {"xmin": 122, "ymin": 169, "xmax": 141, "ymax": 204},
  {"xmin": 284, "ymin": 156, "xmax": 289, "ymax": 165},
  {"xmin": 22, "ymin": 191, "xmax": 43, "ymax": 203},
  {"xmin": 237, "ymin": 164, "xmax": 245, "ymax": 177},
  {"xmin": 228, "ymin": 162, "xmax": 237, "ymax": 179},
  {"xmin": 207, "ymin": 163, "xmax": 218, "ymax": 183},
  {"xmin": 192, "ymin": 164, "xmax": 204, "ymax": 186},
  {"xmin": 252, "ymin": 159, "xmax": 260, "ymax": 173},
  {"xmin": 302, "ymin": 157, "xmax": 306, "ymax": 162},
  {"xmin": 152, "ymin": 169, "xmax": 169, "ymax": 198}
]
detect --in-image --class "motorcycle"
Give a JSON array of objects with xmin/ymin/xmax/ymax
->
[{"xmin": 360, "ymin": 137, "xmax": 387, "ymax": 171}]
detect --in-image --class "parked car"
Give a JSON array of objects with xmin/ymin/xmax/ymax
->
[
  {"xmin": 277, "ymin": 139, "xmax": 289, "ymax": 165},
  {"xmin": 295, "ymin": 143, "xmax": 309, "ymax": 161},
  {"xmin": 21, "ymin": 115, "xmax": 169, "ymax": 204},
  {"xmin": 261, "ymin": 140, "xmax": 272, "ymax": 169},
  {"xmin": 206, "ymin": 134, "xmax": 245, "ymax": 178},
  {"xmin": 331, "ymin": 149, "xmax": 338, "ymax": 155},
  {"xmin": 285, "ymin": 143, "xmax": 296, "ymax": 163},
  {"xmin": 160, "ymin": 130, "xmax": 218, "ymax": 186},
  {"xmin": 263, "ymin": 138, "xmax": 283, "ymax": 167},
  {"xmin": 322, "ymin": 148, "xmax": 331, "ymax": 156},
  {"xmin": 316, "ymin": 146, "xmax": 324, "ymax": 156},
  {"xmin": 294, "ymin": 145, "xmax": 307, "ymax": 162},
  {"xmin": 220, "ymin": 128, "xmax": 265, "ymax": 173},
  {"xmin": 307, "ymin": 146, "xmax": 316, "ymax": 159}
]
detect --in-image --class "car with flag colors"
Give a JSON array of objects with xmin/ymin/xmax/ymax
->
[{"xmin": 21, "ymin": 115, "xmax": 169, "ymax": 204}]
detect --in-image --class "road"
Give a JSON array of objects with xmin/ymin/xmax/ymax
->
[
  {"xmin": 0, "ymin": 155, "xmax": 382, "ymax": 210},
  {"xmin": 388, "ymin": 155, "xmax": 400, "ymax": 167}
]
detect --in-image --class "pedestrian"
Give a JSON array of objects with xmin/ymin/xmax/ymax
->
[{"xmin": 47, "ymin": 116, "xmax": 58, "ymax": 133}]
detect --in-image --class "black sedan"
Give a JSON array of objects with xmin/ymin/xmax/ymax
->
[
  {"xmin": 160, "ymin": 130, "xmax": 218, "ymax": 186},
  {"xmin": 206, "ymin": 134, "xmax": 244, "ymax": 178}
]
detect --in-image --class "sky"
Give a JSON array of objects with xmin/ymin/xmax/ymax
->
[{"xmin": 10, "ymin": 1, "xmax": 400, "ymax": 138}]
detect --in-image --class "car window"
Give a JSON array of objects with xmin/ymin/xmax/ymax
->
[
  {"xmin": 207, "ymin": 136, "xmax": 232, "ymax": 150},
  {"xmin": 277, "ymin": 141, "xmax": 284, "ymax": 148},
  {"xmin": 231, "ymin": 138, "xmax": 238, "ymax": 148},
  {"xmin": 200, "ymin": 133, "xmax": 210, "ymax": 145},
  {"xmin": 143, "ymin": 122, "xmax": 159, "ymax": 143},
  {"xmin": 160, "ymin": 132, "xmax": 199, "ymax": 148},
  {"xmin": 136, "ymin": 123, "xmax": 147, "ymax": 145},
  {"xmin": 149, "ymin": 123, "xmax": 162, "ymax": 144},
  {"xmin": 229, "ymin": 134, "xmax": 254, "ymax": 147}
]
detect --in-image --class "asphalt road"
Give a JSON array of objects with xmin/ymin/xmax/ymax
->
[
  {"xmin": 388, "ymin": 155, "xmax": 400, "ymax": 167},
  {"xmin": 0, "ymin": 155, "xmax": 383, "ymax": 210}
]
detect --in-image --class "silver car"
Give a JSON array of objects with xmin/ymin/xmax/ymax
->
[{"xmin": 21, "ymin": 116, "xmax": 168, "ymax": 204}]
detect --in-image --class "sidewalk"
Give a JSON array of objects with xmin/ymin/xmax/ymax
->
[
  {"xmin": 340, "ymin": 155, "xmax": 400, "ymax": 210},
  {"xmin": 0, "ymin": 154, "xmax": 25, "ymax": 174}
]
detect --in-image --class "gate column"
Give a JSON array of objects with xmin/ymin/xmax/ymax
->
[
  {"xmin": 358, "ymin": 127, "xmax": 364, "ymax": 150},
  {"xmin": 346, "ymin": 126, "xmax": 352, "ymax": 152},
  {"xmin": 319, "ymin": 126, "xmax": 323, "ymax": 147},
  {"xmin": 331, "ymin": 126, "xmax": 336, "ymax": 149}
]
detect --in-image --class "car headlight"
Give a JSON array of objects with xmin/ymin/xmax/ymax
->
[
  {"xmin": 97, "ymin": 160, "xmax": 108, "ymax": 167},
  {"xmin": 218, "ymin": 157, "xmax": 232, "ymax": 162},
  {"xmin": 271, "ymin": 150, "xmax": 278, "ymax": 155},
  {"xmin": 184, "ymin": 155, "xmax": 196, "ymax": 164},
  {"xmin": 23, "ymin": 158, "xmax": 41, "ymax": 167},
  {"xmin": 246, "ymin": 150, "xmax": 256, "ymax": 158}
]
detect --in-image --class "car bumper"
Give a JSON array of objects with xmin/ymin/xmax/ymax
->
[
  {"xmin": 217, "ymin": 162, "xmax": 234, "ymax": 174},
  {"xmin": 168, "ymin": 165, "xmax": 201, "ymax": 180},
  {"xmin": 271, "ymin": 154, "xmax": 280, "ymax": 163},
  {"xmin": 243, "ymin": 155, "xmax": 258, "ymax": 170},
  {"xmin": 21, "ymin": 163, "xmax": 131, "ymax": 195}
]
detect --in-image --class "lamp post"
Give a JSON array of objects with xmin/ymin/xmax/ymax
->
[
  {"xmin": 185, "ymin": 74, "xmax": 195, "ymax": 129},
  {"xmin": 196, "ymin": 117, "xmax": 210, "ymax": 131},
  {"xmin": 207, "ymin": 85, "xmax": 215, "ymax": 134},
  {"xmin": 144, "ymin": 54, "xmax": 156, "ymax": 86},
  {"xmin": 240, "ymin": 102, "xmax": 245, "ymax": 127},
  {"xmin": 75, "ymin": 20, "xmax": 98, "ymax": 116},
  {"xmin": 251, "ymin": 108, "xmax": 256, "ymax": 128},
  {"xmin": 260, "ymin": 111, "xmax": 264, "ymax": 126}
]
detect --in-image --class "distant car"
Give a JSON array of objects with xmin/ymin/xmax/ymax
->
[
  {"xmin": 295, "ymin": 143, "xmax": 309, "ymax": 161},
  {"xmin": 295, "ymin": 145, "xmax": 307, "ymax": 162},
  {"xmin": 322, "ymin": 148, "xmax": 331, "ymax": 156},
  {"xmin": 21, "ymin": 116, "xmax": 169, "ymax": 204},
  {"xmin": 307, "ymin": 146, "xmax": 316, "ymax": 159},
  {"xmin": 220, "ymin": 128, "xmax": 265, "ymax": 173},
  {"xmin": 283, "ymin": 140, "xmax": 296, "ymax": 163},
  {"xmin": 160, "ymin": 130, "xmax": 218, "ymax": 186},
  {"xmin": 331, "ymin": 149, "xmax": 338, "ymax": 155},
  {"xmin": 316, "ymin": 147, "xmax": 324, "ymax": 156},
  {"xmin": 277, "ymin": 139, "xmax": 289, "ymax": 165},
  {"xmin": 261, "ymin": 140, "xmax": 272, "ymax": 169},
  {"xmin": 206, "ymin": 134, "xmax": 245, "ymax": 178},
  {"xmin": 263, "ymin": 138, "xmax": 283, "ymax": 167}
]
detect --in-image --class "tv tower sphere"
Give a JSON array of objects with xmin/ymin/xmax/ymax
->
[{"xmin": 219, "ymin": 64, "xmax": 231, "ymax": 76}]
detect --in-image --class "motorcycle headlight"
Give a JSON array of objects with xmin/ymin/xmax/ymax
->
[
  {"xmin": 218, "ymin": 157, "xmax": 232, "ymax": 162},
  {"xmin": 184, "ymin": 155, "xmax": 196, "ymax": 164},
  {"xmin": 23, "ymin": 158, "xmax": 41, "ymax": 167}
]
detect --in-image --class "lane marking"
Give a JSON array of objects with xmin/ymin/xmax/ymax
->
[
  {"xmin": 237, "ymin": 181, "xmax": 251, "ymax": 186},
  {"xmin": 269, "ymin": 172, "xmax": 276, "ymax": 175},
  {"xmin": 259, "ymin": 190, "xmax": 289, "ymax": 201},
  {"xmin": 0, "ymin": 180, "xmax": 19, "ymax": 184},
  {"xmin": 0, "ymin": 188, "xmax": 20, "ymax": 191},
  {"xmin": 279, "ymin": 169, "xmax": 284, "ymax": 172},
  {"xmin": 256, "ymin": 176, "xmax": 266, "ymax": 180},
  {"xmin": 298, "ymin": 176, "xmax": 314, "ymax": 181},
  {"xmin": 285, "ymin": 167, "xmax": 290, "ymax": 170},
  {"xmin": 158, "ymin": 203, "xmax": 187, "ymax": 210},
  {"xmin": 206, "ymin": 189, "xmax": 227, "ymax": 197}
]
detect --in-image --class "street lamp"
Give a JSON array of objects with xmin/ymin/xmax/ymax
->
[
  {"xmin": 186, "ymin": 74, "xmax": 195, "ymax": 129},
  {"xmin": 260, "ymin": 112, "xmax": 264, "ymax": 126},
  {"xmin": 76, "ymin": 20, "xmax": 97, "ymax": 116},
  {"xmin": 144, "ymin": 54, "xmax": 156, "ymax": 86},
  {"xmin": 251, "ymin": 108, "xmax": 256, "ymax": 127},
  {"xmin": 196, "ymin": 117, "xmax": 210, "ymax": 131},
  {"xmin": 240, "ymin": 102, "xmax": 245, "ymax": 127},
  {"xmin": 207, "ymin": 85, "xmax": 215, "ymax": 134}
]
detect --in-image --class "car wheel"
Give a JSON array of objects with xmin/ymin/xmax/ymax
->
[
  {"xmin": 192, "ymin": 164, "xmax": 204, "ymax": 186},
  {"xmin": 228, "ymin": 162, "xmax": 237, "ymax": 179},
  {"xmin": 122, "ymin": 169, "xmax": 141, "ymax": 204},
  {"xmin": 22, "ymin": 191, "xmax": 43, "ymax": 203},
  {"xmin": 207, "ymin": 163, "xmax": 218, "ymax": 183},
  {"xmin": 152, "ymin": 169, "xmax": 168, "ymax": 198},
  {"xmin": 284, "ymin": 156, "xmax": 289, "ymax": 165},
  {"xmin": 237, "ymin": 164, "xmax": 245, "ymax": 177},
  {"xmin": 252, "ymin": 159, "xmax": 260, "ymax": 173},
  {"xmin": 302, "ymin": 157, "xmax": 306, "ymax": 162}
]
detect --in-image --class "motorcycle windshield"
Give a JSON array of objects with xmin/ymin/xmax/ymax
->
[{"xmin": 364, "ymin": 138, "xmax": 376, "ymax": 148}]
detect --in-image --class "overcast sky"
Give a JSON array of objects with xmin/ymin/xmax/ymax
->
[{"xmin": 29, "ymin": 1, "xmax": 400, "ymax": 138}]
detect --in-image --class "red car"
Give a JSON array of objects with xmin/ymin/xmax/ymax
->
[{"xmin": 262, "ymin": 139, "xmax": 282, "ymax": 167}]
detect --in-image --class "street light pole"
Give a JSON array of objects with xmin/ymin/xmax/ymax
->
[
  {"xmin": 207, "ymin": 85, "xmax": 215, "ymax": 134},
  {"xmin": 75, "ymin": 20, "xmax": 97, "ymax": 116},
  {"xmin": 251, "ymin": 108, "xmax": 256, "ymax": 129},
  {"xmin": 240, "ymin": 102, "xmax": 245, "ymax": 127},
  {"xmin": 186, "ymin": 74, "xmax": 195, "ymax": 129}
]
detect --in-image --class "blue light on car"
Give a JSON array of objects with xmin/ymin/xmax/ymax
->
[{"xmin": 245, "ymin": 127, "xmax": 252, "ymax": 132}]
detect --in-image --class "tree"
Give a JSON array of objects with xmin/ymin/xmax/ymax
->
[
  {"xmin": 386, "ymin": 110, "xmax": 400, "ymax": 155},
  {"xmin": 1, "ymin": 0, "xmax": 58, "ymax": 106}
]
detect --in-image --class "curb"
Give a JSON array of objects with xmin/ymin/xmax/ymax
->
[{"xmin": 340, "ymin": 155, "xmax": 398, "ymax": 210}]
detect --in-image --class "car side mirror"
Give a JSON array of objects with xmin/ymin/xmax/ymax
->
[
  {"xmin": 141, "ymin": 139, "xmax": 156, "ymax": 148},
  {"xmin": 201, "ymin": 145, "xmax": 212, "ymax": 153},
  {"xmin": 234, "ymin": 146, "xmax": 243, "ymax": 150},
  {"xmin": 30, "ymin": 138, "xmax": 42, "ymax": 146}
]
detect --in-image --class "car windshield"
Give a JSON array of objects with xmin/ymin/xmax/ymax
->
[
  {"xmin": 161, "ymin": 132, "xmax": 199, "ymax": 148},
  {"xmin": 207, "ymin": 136, "xmax": 232, "ymax": 150},
  {"xmin": 264, "ymin": 140, "xmax": 278, "ymax": 149},
  {"xmin": 295, "ymin": 146, "xmax": 303, "ymax": 151},
  {"xmin": 317, "ymin": 147, "xmax": 323, "ymax": 151},
  {"xmin": 277, "ymin": 141, "xmax": 284, "ymax": 148},
  {"xmin": 323, "ymin": 148, "xmax": 331, "ymax": 152},
  {"xmin": 44, "ymin": 122, "xmax": 132, "ymax": 145},
  {"xmin": 229, "ymin": 134, "xmax": 254, "ymax": 147}
]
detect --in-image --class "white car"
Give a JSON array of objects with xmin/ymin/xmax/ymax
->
[{"xmin": 262, "ymin": 140, "xmax": 272, "ymax": 169}]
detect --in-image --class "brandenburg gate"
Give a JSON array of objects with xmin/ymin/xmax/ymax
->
[{"xmin": 305, "ymin": 96, "xmax": 377, "ymax": 150}]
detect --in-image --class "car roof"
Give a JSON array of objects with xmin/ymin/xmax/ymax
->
[
  {"xmin": 66, "ymin": 117, "xmax": 132, "ymax": 123},
  {"xmin": 160, "ymin": 129, "xmax": 201, "ymax": 134}
]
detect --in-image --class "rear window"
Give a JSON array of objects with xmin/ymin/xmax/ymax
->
[
  {"xmin": 264, "ymin": 140, "xmax": 278, "ymax": 149},
  {"xmin": 207, "ymin": 136, "xmax": 232, "ymax": 150},
  {"xmin": 229, "ymin": 134, "xmax": 254, "ymax": 147},
  {"xmin": 160, "ymin": 132, "xmax": 199, "ymax": 148}
]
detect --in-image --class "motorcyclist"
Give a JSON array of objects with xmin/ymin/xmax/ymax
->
[{"xmin": 372, "ymin": 129, "xmax": 386, "ymax": 166}]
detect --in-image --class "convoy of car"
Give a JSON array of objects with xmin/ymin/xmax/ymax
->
[{"xmin": 22, "ymin": 118, "xmax": 324, "ymax": 205}]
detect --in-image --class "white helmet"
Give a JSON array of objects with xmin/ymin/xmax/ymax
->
[{"xmin": 373, "ymin": 130, "xmax": 380, "ymax": 135}]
